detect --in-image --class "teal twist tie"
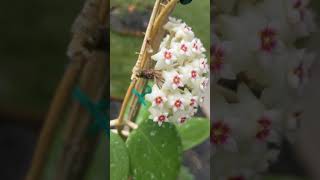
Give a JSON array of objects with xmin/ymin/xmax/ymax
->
[
  {"xmin": 132, "ymin": 85, "xmax": 152, "ymax": 106},
  {"xmin": 73, "ymin": 87, "xmax": 109, "ymax": 136}
]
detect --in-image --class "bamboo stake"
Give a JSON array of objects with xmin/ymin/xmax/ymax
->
[
  {"xmin": 25, "ymin": 60, "xmax": 84, "ymax": 180},
  {"xmin": 126, "ymin": 0, "xmax": 178, "ymax": 123},
  {"xmin": 54, "ymin": 0, "xmax": 108, "ymax": 178},
  {"xmin": 55, "ymin": 54, "xmax": 107, "ymax": 180},
  {"xmin": 25, "ymin": 0, "xmax": 107, "ymax": 179},
  {"xmin": 115, "ymin": 0, "xmax": 179, "ymax": 136},
  {"xmin": 116, "ymin": 0, "xmax": 162, "ymax": 134}
]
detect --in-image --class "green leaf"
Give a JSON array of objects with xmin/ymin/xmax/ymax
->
[
  {"xmin": 177, "ymin": 117, "xmax": 210, "ymax": 151},
  {"xmin": 126, "ymin": 120, "xmax": 182, "ymax": 180},
  {"xmin": 178, "ymin": 166, "xmax": 195, "ymax": 180},
  {"xmin": 84, "ymin": 135, "xmax": 108, "ymax": 180},
  {"xmin": 110, "ymin": 132, "xmax": 129, "ymax": 180},
  {"xmin": 135, "ymin": 101, "xmax": 151, "ymax": 125},
  {"xmin": 42, "ymin": 123, "xmax": 65, "ymax": 180}
]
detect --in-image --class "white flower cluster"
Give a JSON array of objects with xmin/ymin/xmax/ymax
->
[
  {"xmin": 145, "ymin": 17, "xmax": 209, "ymax": 126},
  {"xmin": 212, "ymin": 0, "xmax": 317, "ymax": 179}
]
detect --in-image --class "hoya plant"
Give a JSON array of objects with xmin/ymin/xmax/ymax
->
[
  {"xmin": 212, "ymin": 0, "xmax": 317, "ymax": 179},
  {"xmin": 110, "ymin": 0, "xmax": 210, "ymax": 179}
]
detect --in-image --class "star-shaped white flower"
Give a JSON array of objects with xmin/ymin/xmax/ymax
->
[
  {"xmin": 174, "ymin": 23, "xmax": 195, "ymax": 41},
  {"xmin": 149, "ymin": 108, "xmax": 169, "ymax": 126},
  {"xmin": 191, "ymin": 38, "xmax": 206, "ymax": 54},
  {"xmin": 170, "ymin": 111, "xmax": 190, "ymax": 124},
  {"xmin": 211, "ymin": 36, "xmax": 235, "ymax": 81},
  {"xmin": 183, "ymin": 89, "xmax": 199, "ymax": 108},
  {"xmin": 163, "ymin": 17, "xmax": 183, "ymax": 32},
  {"xmin": 145, "ymin": 84, "xmax": 168, "ymax": 108},
  {"xmin": 211, "ymin": 93, "xmax": 241, "ymax": 153},
  {"xmin": 189, "ymin": 96, "xmax": 198, "ymax": 108},
  {"xmin": 254, "ymin": 110, "xmax": 281, "ymax": 144},
  {"xmin": 199, "ymin": 77, "xmax": 209, "ymax": 91},
  {"xmin": 287, "ymin": 49, "xmax": 314, "ymax": 91},
  {"xmin": 152, "ymin": 48, "xmax": 177, "ymax": 70},
  {"xmin": 162, "ymin": 70, "xmax": 184, "ymax": 90},
  {"xmin": 257, "ymin": 0, "xmax": 316, "ymax": 39},
  {"xmin": 287, "ymin": 0, "xmax": 310, "ymax": 22},
  {"xmin": 168, "ymin": 93, "xmax": 186, "ymax": 112},
  {"xmin": 286, "ymin": 0, "xmax": 316, "ymax": 36},
  {"xmin": 236, "ymin": 84, "xmax": 282, "ymax": 144},
  {"xmin": 173, "ymin": 40, "xmax": 193, "ymax": 59},
  {"xmin": 179, "ymin": 65, "xmax": 200, "ymax": 84},
  {"xmin": 285, "ymin": 105, "xmax": 303, "ymax": 143},
  {"xmin": 198, "ymin": 58, "xmax": 209, "ymax": 73},
  {"xmin": 218, "ymin": 7, "xmax": 285, "ymax": 70},
  {"xmin": 187, "ymin": 77, "xmax": 209, "ymax": 94},
  {"xmin": 177, "ymin": 115, "xmax": 189, "ymax": 124},
  {"xmin": 252, "ymin": 24, "xmax": 285, "ymax": 67}
]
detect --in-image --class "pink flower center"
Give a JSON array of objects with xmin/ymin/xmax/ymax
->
[
  {"xmin": 292, "ymin": 0, "xmax": 306, "ymax": 20},
  {"xmin": 200, "ymin": 59, "xmax": 207, "ymax": 69},
  {"xmin": 211, "ymin": 45, "xmax": 224, "ymax": 72},
  {"xmin": 174, "ymin": 100, "xmax": 182, "ymax": 108},
  {"xmin": 180, "ymin": 44, "xmax": 188, "ymax": 52},
  {"xmin": 211, "ymin": 121, "xmax": 230, "ymax": 145},
  {"xmin": 191, "ymin": 70, "xmax": 197, "ymax": 78},
  {"xmin": 256, "ymin": 117, "xmax": 272, "ymax": 141},
  {"xmin": 190, "ymin": 98, "xmax": 196, "ymax": 106},
  {"xmin": 294, "ymin": 62, "xmax": 304, "ymax": 84},
  {"xmin": 180, "ymin": 117, "xmax": 187, "ymax": 123},
  {"xmin": 260, "ymin": 27, "xmax": 277, "ymax": 52},
  {"xmin": 201, "ymin": 80, "xmax": 208, "ymax": 89},
  {"xmin": 173, "ymin": 76, "xmax": 181, "ymax": 85},
  {"xmin": 295, "ymin": 1, "xmax": 306, "ymax": 21},
  {"xmin": 294, "ymin": 0, "xmax": 302, "ymax": 9},
  {"xmin": 184, "ymin": 25, "xmax": 191, "ymax": 31},
  {"xmin": 158, "ymin": 115, "xmax": 166, "ymax": 122},
  {"xmin": 193, "ymin": 42, "xmax": 199, "ymax": 50},
  {"xmin": 164, "ymin": 51, "xmax": 172, "ymax": 60},
  {"xmin": 155, "ymin": 96, "xmax": 163, "ymax": 105}
]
